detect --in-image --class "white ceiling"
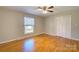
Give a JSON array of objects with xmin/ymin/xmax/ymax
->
[{"xmin": 3, "ymin": 6, "xmax": 79, "ymax": 17}]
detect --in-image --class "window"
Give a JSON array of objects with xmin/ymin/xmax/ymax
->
[{"xmin": 24, "ymin": 17, "xmax": 34, "ymax": 34}]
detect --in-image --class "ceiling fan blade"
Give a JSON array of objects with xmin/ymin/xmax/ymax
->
[
  {"xmin": 38, "ymin": 7, "xmax": 42, "ymax": 9},
  {"xmin": 48, "ymin": 6, "xmax": 54, "ymax": 9},
  {"xmin": 47, "ymin": 10, "xmax": 53, "ymax": 12}
]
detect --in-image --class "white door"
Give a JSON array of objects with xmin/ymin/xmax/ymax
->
[{"xmin": 55, "ymin": 15, "xmax": 71, "ymax": 38}]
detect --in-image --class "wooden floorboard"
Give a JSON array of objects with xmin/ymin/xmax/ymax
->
[{"xmin": 0, "ymin": 34, "xmax": 79, "ymax": 52}]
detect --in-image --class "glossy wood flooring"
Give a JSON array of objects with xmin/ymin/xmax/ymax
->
[{"xmin": 0, "ymin": 34, "xmax": 79, "ymax": 52}]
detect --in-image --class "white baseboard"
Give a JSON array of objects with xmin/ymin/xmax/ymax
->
[
  {"xmin": 46, "ymin": 33, "xmax": 79, "ymax": 41},
  {"xmin": 0, "ymin": 33, "xmax": 78, "ymax": 44},
  {"xmin": 0, "ymin": 38, "xmax": 20, "ymax": 44},
  {"xmin": 0, "ymin": 33, "xmax": 43, "ymax": 44}
]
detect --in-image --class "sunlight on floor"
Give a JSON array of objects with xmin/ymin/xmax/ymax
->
[{"xmin": 23, "ymin": 39, "xmax": 35, "ymax": 52}]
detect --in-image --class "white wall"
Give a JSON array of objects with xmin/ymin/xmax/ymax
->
[
  {"xmin": 34, "ymin": 16, "xmax": 44, "ymax": 35},
  {"xmin": 44, "ymin": 10, "xmax": 79, "ymax": 40},
  {"xmin": 0, "ymin": 7, "xmax": 44, "ymax": 43},
  {"xmin": 1, "ymin": 7, "xmax": 79, "ymax": 43},
  {"xmin": 45, "ymin": 16, "xmax": 56, "ymax": 35},
  {"xmin": 71, "ymin": 12, "xmax": 79, "ymax": 39}
]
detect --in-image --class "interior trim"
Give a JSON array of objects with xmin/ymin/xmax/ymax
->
[
  {"xmin": 46, "ymin": 33, "xmax": 79, "ymax": 41},
  {"xmin": 0, "ymin": 33, "xmax": 43, "ymax": 44}
]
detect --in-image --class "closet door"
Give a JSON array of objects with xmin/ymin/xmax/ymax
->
[{"xmin": 55, "ymin": 15, "xmax": 71, "ymax": 38}]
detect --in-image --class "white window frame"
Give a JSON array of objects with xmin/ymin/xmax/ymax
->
[{"xmin": 24, "ymin": 16, "xmax": 35, "ymax": 34}]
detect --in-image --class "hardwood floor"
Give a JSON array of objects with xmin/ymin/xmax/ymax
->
[{"xmin": 0, "ymin": 34, "xmax": 79, "ymax": 52}]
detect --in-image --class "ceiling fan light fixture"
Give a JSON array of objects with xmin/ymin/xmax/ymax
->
[
  {"xmin": 43, "ymin": 10, "xmax": 48, "ymax": 14},
  {"xmin": 37, "ymin": 8, "xmax": 43, "ymax": 11},
  {"xmin": 37, "ymin": 6, "xmax": 54, "ymax": 14}
]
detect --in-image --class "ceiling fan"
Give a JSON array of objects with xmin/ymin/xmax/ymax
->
[{"xmin": 37, "ymin": 6, "xmax": 54, "ymax": 14}]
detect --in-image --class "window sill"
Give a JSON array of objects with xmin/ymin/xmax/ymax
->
[{"xmin": 24, "ymin": 32, "xmax": 34, "ymax": 35}]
